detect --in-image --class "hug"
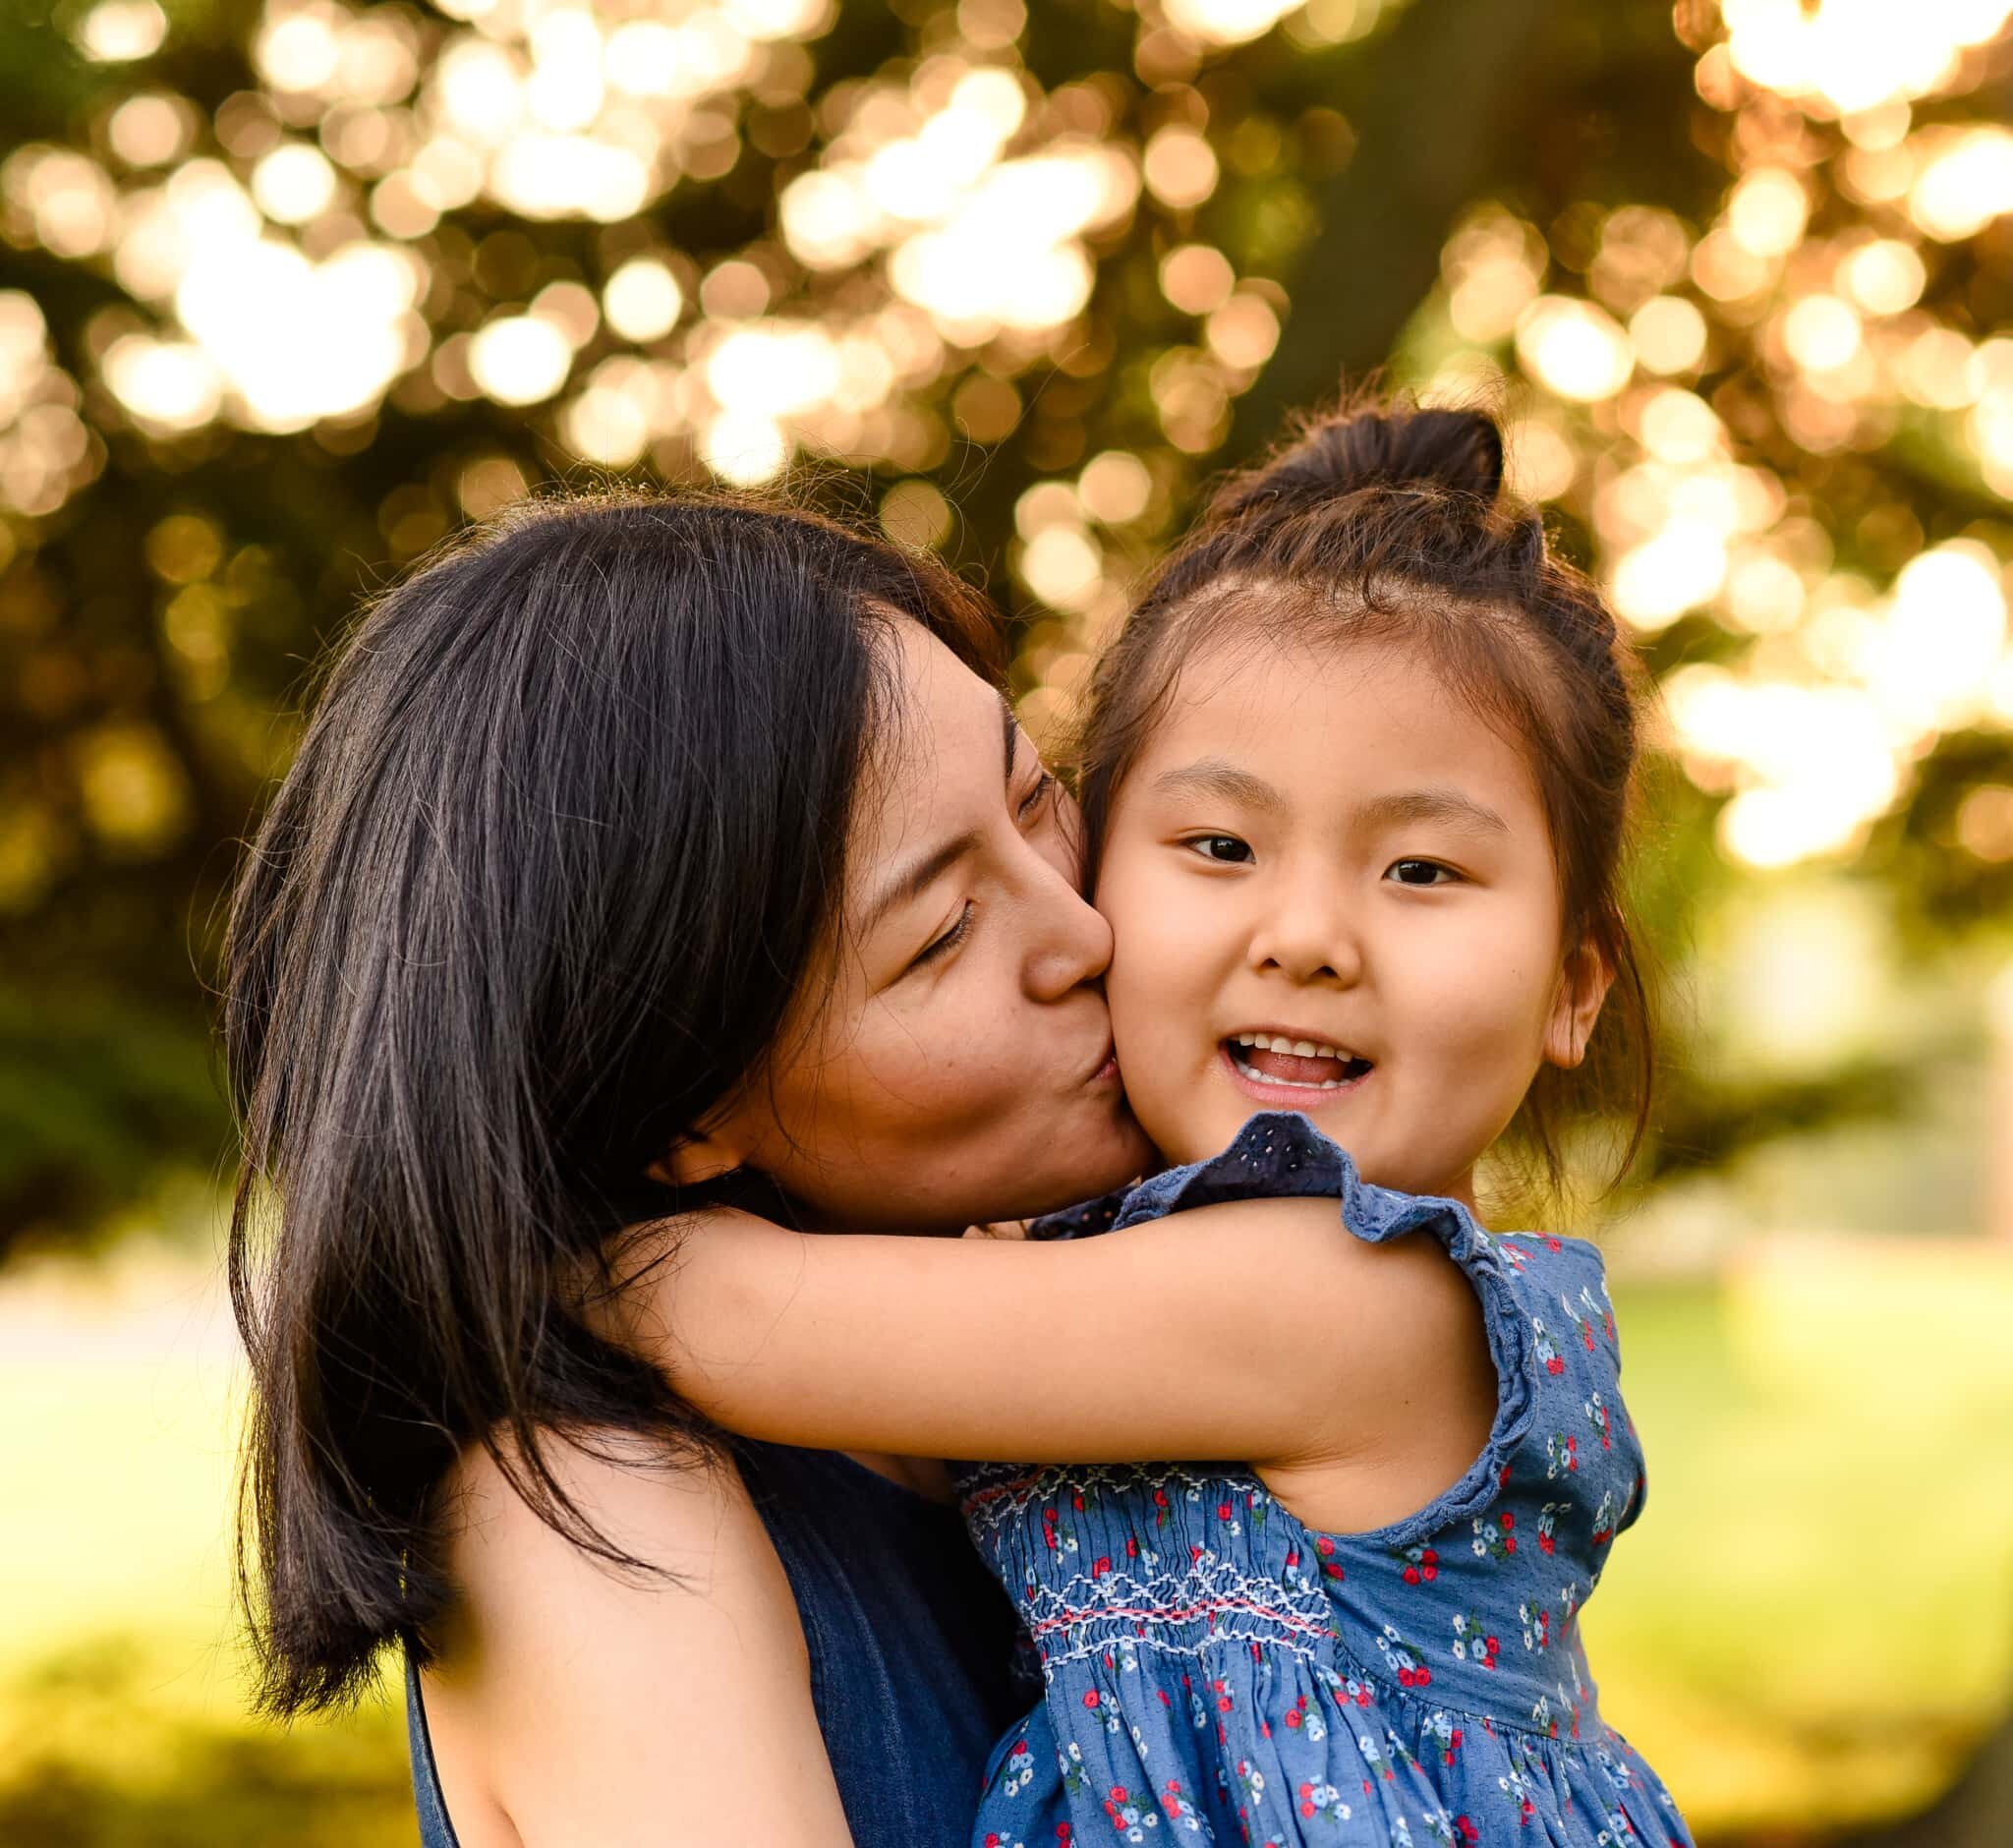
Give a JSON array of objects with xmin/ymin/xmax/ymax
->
[{"xmin": 225, "ymin": 394, "xmax": 1690, "ymax": 1847}]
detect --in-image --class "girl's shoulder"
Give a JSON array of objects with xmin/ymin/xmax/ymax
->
[
  {"xmin": 1091, "ymin": 1111, "xmax": 1501, "ymax": 1260},
  {"xmin": 1081, "ymin": 1111, "xmax": 1619, "ymax": 1298}
]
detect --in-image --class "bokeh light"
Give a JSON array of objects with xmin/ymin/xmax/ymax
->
[{"xmin": 6, "ymin": 5, "xmax": 2013, "ymax": 1845}]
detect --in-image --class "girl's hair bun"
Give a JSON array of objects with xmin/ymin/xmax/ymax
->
[{"xmin": 1222, "ymin": 404, "xmax": 1505, "ymax": 517}]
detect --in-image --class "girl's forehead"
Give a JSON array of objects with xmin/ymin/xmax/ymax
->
[
  {"xmin": 1138, "ymin": 634, "xmax": 1547, "ymax": 816},
  {"xmin": 1160, "ymin": 631, "xmax": 1471, "ymax": 732}
]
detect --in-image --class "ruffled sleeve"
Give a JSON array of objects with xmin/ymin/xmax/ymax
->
[{"xmin": 1107, "ymin": 1111, "xmax": 1539, "ymax": 1543}]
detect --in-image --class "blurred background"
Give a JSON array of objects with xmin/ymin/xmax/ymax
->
[{"xmin": 3, "ymin": 0, "xmax": 2012, "ymax": 1840}]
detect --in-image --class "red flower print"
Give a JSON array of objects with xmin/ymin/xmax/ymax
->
[{"xmin": 1082, "ymin": 1690, "xmax": 1099, "ymax": 1707}]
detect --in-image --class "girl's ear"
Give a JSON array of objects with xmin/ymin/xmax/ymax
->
[
  {"xmin": 647, "ymin": 1125, "xmax": 753, "ymax": 1189},
  {"xmin": 1543, "ymin": 936, "xmax": 1613, "ymax": 1070}
]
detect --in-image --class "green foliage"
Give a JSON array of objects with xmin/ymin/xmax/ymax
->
[{"xmin": 2, "ymin": 0, "xmax": 2010, "ymax": 1242}]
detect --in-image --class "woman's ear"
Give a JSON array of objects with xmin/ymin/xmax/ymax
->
[
  {"xmin": 647, "ymin": 1126, "xmax": 752, "ymax": 1189},
  {"xmin": 1543, "ymin": 936, "xmax": 1613, "ymax": 1071}
]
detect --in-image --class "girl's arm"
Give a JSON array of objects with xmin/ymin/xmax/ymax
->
[
  {"xmin": 422, "ymin": 1433, "xmax": 855, "ymax": 1846},
  {"xmin": 603, "ymin": 1197, "xmax": 1486, "ymax": 1472}
]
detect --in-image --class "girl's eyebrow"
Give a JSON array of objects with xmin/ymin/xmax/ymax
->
[
  {"xmin": 1151, "ymin": 757, "xmax": 1288, "ymax": 814},
  {"xmin": 1355, "ymin": 787, "xmax": 1511, "ymax": 837},
  {"xmin": 1151, "ymin": 761, "xmax": 1510, "ymax": 839}
]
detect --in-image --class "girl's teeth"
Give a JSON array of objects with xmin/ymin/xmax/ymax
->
[
  {"xmin": 1226, "ymin": 1044, "xmax": 1360, "ymax": 1088},
  {"xmin": 1231, "ymin": 1032, "xmax": 1349, "ymax": 1060}
]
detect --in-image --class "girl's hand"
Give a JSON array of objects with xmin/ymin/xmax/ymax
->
[{"xmin": 962, "ymin": 1219, "xmax": 1030, "ymax": 1240}]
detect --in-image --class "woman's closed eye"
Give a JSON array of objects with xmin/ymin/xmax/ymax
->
[
  {"xmin": 911, "ymin": 899, "xmax": 975, "ymax": 970},
  {"xmin": 1386, "ymin": 857, "xmax": 1462, "ymax": 888},
  {"xmin": 1017, "ymin": 771, "xmax": 1056, "ymax": 824},
  {"xmin": 1180, "ymin": 833, "xmax": 1254, "ymax": 866}
]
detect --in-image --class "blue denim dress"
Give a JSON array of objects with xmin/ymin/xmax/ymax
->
[
  {"xmin": 959, "ymin": 1113, "xmax": 1695, "ymax": 1848},
  {"xmin": 407, "ymin": 1439, "xmax": 1022, "ymax": 1847}
]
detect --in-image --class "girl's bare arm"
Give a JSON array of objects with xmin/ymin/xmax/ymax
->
[{"xmin": 606, "ymin": 1197, "xmax": 1486, "ymax": 1474}]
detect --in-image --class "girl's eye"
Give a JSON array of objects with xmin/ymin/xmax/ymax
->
[
  {"xmin": 1017, "ymin": 772, "xmax": 1056, "ymax": 823},
  {"xmin": 1184, "ymin": 834, "xmax": 1254, "ymax": 865},
  {"xmin": 1387, "ymin": 858, "xmax": 1458, "ymax": 888},
  {"xmin": 911, "ymin": 900, "xmax": 974, "ymax": 970}
]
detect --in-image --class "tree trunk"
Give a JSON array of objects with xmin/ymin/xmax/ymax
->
[{"xmin": 1228, "ymin": 0, "xmax": 1556, "ymax": 460}]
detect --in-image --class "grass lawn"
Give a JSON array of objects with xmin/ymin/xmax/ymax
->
[{"xmin": 3, "ymin": 1233, "xmax": 2010, "ymax": 1844}]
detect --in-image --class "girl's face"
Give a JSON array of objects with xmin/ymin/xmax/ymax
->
[
  {"xmin": 695, "ymin": 619, "xmax": 1152, "ymax": 1235},
  {"xmin": 1095, "ymin": 633, "xmax": 1604, "ymax": 1206}
]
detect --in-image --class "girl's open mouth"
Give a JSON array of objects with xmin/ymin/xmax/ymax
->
[{"xmin": 1221, "ymin": 1033, "xmax": 1373, "ymax": 1096}]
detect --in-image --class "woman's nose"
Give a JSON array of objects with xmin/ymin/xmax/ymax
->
[{"xmin": 1021, "ymin": 849, "xmax": 1116, "ymax": 1001}]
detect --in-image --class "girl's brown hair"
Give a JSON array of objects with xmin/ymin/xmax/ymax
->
[{"xmin": 1074, "ymin": 395, "xmax": 1654, "ymax": 1205}]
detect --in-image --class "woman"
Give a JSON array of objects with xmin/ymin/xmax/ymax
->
[{"xmin": 225, "ymin": 492, "xmax": 1154, "ymax": 1843}]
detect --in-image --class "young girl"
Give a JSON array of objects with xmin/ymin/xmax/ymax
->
[{"xmin": 609, "ymin": 400, "xmax": 1692, "ymax": 1847}]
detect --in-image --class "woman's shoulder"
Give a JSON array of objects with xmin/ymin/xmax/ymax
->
[
  {"xmin": 431, "ymin": 1425, "xmax": 805, "ymax": 1659},
  {"xmin": 419, "ymin": 1428, "xmax": 844, "ymax": 1844}
]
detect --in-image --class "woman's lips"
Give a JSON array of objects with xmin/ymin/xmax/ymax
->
[{"xmin": 1219, "ymin": 1040, "xmax": 1372, "ymax": 1103}]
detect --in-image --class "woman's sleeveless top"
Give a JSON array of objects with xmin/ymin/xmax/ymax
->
[{"xmin": 406, "ymin": 1438, "xmax": 1023, "ymax": 1847}]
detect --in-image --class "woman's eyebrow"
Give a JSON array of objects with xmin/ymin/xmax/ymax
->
[
  {"xmin": 860, "ymin": 695, "xmax": 1018, "ymax": 938},
  {"xmin": 1150, "ymin": 758, "xmax": 1289, "ymax": 814},
  {"xmin": 862, "ymin": 830, "xmax": 979, "ymax": 934}
]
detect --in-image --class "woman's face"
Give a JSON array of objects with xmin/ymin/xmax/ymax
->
[{"xmin": 701, "ymin": 619, "xmax": 1152, "ymax": 1235}]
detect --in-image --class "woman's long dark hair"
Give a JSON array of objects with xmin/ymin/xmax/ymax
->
[{"xmin": 224, "ymin": 492, "xmax": 1003, "ymax": 1717}]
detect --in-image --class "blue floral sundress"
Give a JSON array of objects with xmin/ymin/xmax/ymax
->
[{"xmin": 956, "ymin": 1113, "xmax": 1693, "ymax": 1848}]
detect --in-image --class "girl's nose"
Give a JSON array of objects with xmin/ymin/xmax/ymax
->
[{"xmin": 1248, "ymin": 887, "xmax": 1363, "ymax": 987}]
